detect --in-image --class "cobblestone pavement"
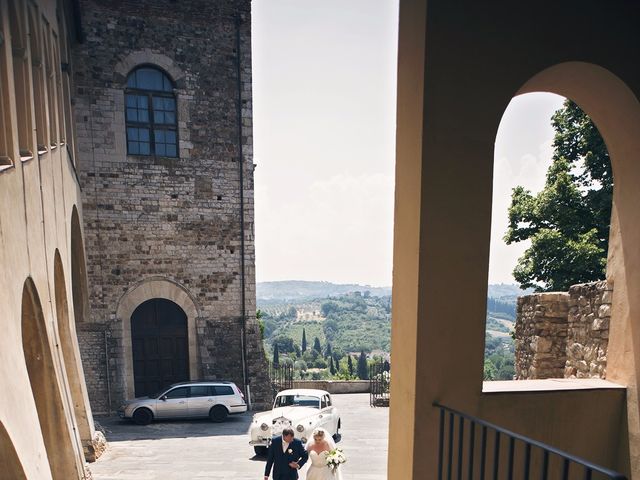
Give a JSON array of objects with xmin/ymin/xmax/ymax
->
[{"xmin": 88, "ymin": 393, "xmax": 388, "ymax": 480}]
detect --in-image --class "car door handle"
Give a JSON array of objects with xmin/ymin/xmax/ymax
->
[
  {"xmin": 208, "ymin": 399, "xmax": 213, "ymax": 402},
  {"xmin": 179, "ymin": 401, "xmax": 185, "ymax": 404}
]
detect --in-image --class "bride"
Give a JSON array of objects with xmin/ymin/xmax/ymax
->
[{"xmin": 305, "ymin": 427, "xmax": 342, "ymax": 480}]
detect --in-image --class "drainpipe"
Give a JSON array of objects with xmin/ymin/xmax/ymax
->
[
  {"xmin": 235, "ymin": 13, "xmax": 251, "ymax": 409},
  {"xmin": 104, "ymin": 329, "xmax": 112, "ymax": 413}
]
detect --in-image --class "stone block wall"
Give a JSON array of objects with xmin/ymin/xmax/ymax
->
[
  {"xmin": 514, "ymin": 293, "xmax": 569, "ymax": 379},
  {"xmin": 76, "ymin": 323, "xmax": 112, "ymax": 415},
  {"xmin": 514, "ymin": 281, "xmax": 611, "ymax": 380},
  {"xmin": 564, "ymin": 281, "xmax": 611, "ymax": 378},
  {"xmin": 71, "ymin": 0, "xmax": 271, "ymax": 410}
]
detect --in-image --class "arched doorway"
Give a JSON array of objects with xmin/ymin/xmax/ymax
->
[
  {"xmin": 0, "ymin": 422, "xmax": 27, "ymax": 480},
  {"xmin": 21, "ymin": 279, "xmax": 79, "ymax": 479},
  {"xmin": 131, "ymin": 298, "xmax": 189, "ymax": 396}
]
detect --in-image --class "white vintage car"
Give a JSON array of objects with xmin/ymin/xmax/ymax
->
[{"xmin": 248, "ymin": 388, "xmax": 341, "ymax": 455}]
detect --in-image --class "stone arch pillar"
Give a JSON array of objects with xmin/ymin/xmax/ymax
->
[
  {"xmin": 54, "ymin": 248, "xmax": 97, "ymax": 460},
  {"xmin": 0, "ymin": 422, "xmax": 27, "ymax": 480},
  {"xmin": 21, "ymin": 278, "xmax": 80, "ymax": 479},
  {"xmin": 71, "ymin": 206, "xmax": 90, "ymax": 326},
  {"xmin": 117, "ymin": 277, "xmax": 200, "ymax": 400},
  {"xmin": 392, "ymin": 2, "xmax": 640, "ymax": 474}
]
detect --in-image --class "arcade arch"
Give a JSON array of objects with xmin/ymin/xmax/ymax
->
[
  {"xmin": 21, "ymin": 278, "xmax": 78, "ymax": 479},
  {"xmin": 53, "ymin": 250, "xmax": 93, "ymax": 450},
  {"xmin": 0, "ymin": 422, "xmax": 27, "ymax": 480}
]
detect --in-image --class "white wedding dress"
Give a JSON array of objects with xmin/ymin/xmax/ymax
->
[
  {"xmin": 305, "ymin": 427, "xmax": 343, "ymax": 480},
  {"xmin": 306, "ymin": 451, "xmax": 337, "ymax": 480}
]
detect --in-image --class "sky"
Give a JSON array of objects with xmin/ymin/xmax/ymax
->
[{"xmin": 251, "ymin": 1, "xmax": 565, "ymax": 287}]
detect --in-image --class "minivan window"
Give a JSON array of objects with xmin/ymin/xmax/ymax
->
[
  {"xmin": 190, "ymin": 386, "xmax": 210, "ymax": 397},
  {"xmin": 164, "ymin": 387, "xmax": 189, "ymax": 399},
  {"xmin": 214, "ymin": 386, "xmax": 234, "ymax": 396}
]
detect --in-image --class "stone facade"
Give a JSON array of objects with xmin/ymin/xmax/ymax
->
[
  {"xmin": 514, "ymin": 281, "xmax": 611, "ymax": 380},
  {"xmin": 71, "ymin": 0, "xmax": 271, "ymax": 410}
]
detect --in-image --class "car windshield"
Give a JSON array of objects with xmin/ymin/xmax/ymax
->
[{"xmin": 274, "ymin": 394, "xmax": 320, "ymax": 408}]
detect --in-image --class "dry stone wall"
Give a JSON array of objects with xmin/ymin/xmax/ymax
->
[
  {"xmin": 514, "ymin": 281, "xmax": 611, "ymax": 380},
  {"xmin": 72, "ymin": 0, "xmax": 271, "ymax": 410},
  {"xmin": 514, "ymin": 293, "xmax": 569, "ymax": 379},
  {"xmin": 564, "ymin": 281, "xmax": 611, "ymax": 379}
]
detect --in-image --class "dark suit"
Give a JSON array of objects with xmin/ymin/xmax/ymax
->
[{"xmin": 264, "ymin": 436, "xmax": 308, "ymax": 480}]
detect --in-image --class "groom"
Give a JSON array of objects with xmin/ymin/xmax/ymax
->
[{"xmin": 264, "ymin": 428, "xmax": 308, "ymax": 480}]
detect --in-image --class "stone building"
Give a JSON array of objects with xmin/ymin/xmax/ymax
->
[
  {"xmin": 0, "ymin": 0, "xmax": 103, "ymax": 477},
  {"xmin": 70, "ymin": 0, "xmax": 270, "ymax": 412}
]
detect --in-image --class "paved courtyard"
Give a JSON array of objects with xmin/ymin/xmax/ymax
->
[{"xmin": 88, "ymin": 393, "xmax": 388, "ymax": 480}]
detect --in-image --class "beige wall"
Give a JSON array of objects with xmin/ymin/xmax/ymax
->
[
  {"xmin": 391, "ymin": 0, "xmax": 640, "ymax": 478},
  {"xmin": 0, "ymin": 0, "xmax": 96, "ymax": 477}
]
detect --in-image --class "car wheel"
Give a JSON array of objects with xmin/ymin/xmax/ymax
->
[
  {"xmin": 209, "ymin": 405, "xmax": 228, "ymax": 422},
  {"xmin": 254, "ymin": 446, "xmax": 268, "ymax": 456},
  {"xmin": 132, "ymin": 408, "xmax": 153, "ymax": 425}
]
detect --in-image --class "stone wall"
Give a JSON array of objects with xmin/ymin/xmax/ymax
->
[
  {"xmin": 514, "ymin": 281, "xmax": 611, "ymax": 380},
  {"xmin": 564, "ymin": 281, "xmax": 611, "ymax": 379},
  {"xmin": 514, "ymin": 293, "xmax": 569, "ymax": 379},
  {"xmin": 72, "ymin": 0, "xmax": 271, "ymax": 410},
  {"xmin": 76, "ymin": 323, "xmax": 112, "ymax": 415},
  {"xmin": 292, "ymin": 380, "xmax": 371, "ymax": 394}
]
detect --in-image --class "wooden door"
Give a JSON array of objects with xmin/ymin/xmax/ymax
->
[{"xmin": 131, "ymin": 298, "xmax": 189, "ymax": 397}]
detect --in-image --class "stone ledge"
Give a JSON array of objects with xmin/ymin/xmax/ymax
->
[{"xmin": 482, "ymin": 378, "xmax": 625, "ymax": 394}]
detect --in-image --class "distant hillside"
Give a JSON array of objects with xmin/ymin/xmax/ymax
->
[
  {"xmin": 257, "ymin": 281, "xmax": 392, "ymax": 302},
  {"xmin": 487, "ymin": 283, "xmax": 533, "ymax": 302},
  {"xmin": 257, "ymin": 281, "xmax": 525, "ymax": 381}
]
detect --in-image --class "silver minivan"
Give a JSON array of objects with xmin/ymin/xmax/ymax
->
[{"xmin": 118, "ymin": 381, "xmax": 247, "ymax": 425}]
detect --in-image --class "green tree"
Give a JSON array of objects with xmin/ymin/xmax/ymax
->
[
  {"xmin": 272, "ymin": 335, "xmax": 295, "ymax": 353},
  {"xmin": 357, "ymin": 351, "xmax": 369, "ymax": 380},
  {"xmin": 313, "ymin": 337, "xmax": 322, "ymax": 353},
  {"xmin": 324, "ymin": 342, "xmax": 333, "ymax": 359},
  {"xmin": 273, "ymin": 343, "xmax": 280, "ymax": 366},
  {"xmin": 257, "ymin": 310, "xmax": 265, "ymax": 339},
  {"xmin": 347, "ymin": 355, "xmax": 354, "ymax": 377},
  {"xmin": 504, "ymin": 100, "xmax": 612, "ymax": 291},
  {"xmin": 329, "ymin": 356, "xmax": 336, "ymax": 375},
  {"xmin": 301, "ymin": 328, "xmax": 307, "ymax": 353},
  {"xmin": 483, "ymin": 359, "xmax": 497, "ymax": 381}
]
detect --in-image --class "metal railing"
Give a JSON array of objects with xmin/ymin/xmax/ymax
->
[
  {"xmin": 268, "ymin": 362, "xmax": 293, "ymax": 395},
  {"xmin": 370, "ymin": 360, "xmax": 391, "ymax": 407},
  {"xmin": 434, "ymin": 403, "xmax": 626, "ymax": 480}
]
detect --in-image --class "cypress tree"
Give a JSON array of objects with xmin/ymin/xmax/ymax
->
[
  {"xmin": 347, "ymin": 355, "xmax": 354, "ymax": 377},
  {"xmin": 273, "ymin": 343, "xmax": 280, "ymax": 366},
  {"xmin": 301, "ymin": 328, "xmax": 307, "ymax": 353},
  {"xmin": 357, "ymin": 351, "xmax": 369, "ymax": 380},
  {"xmin": 329, "ymin": 357, "xmax": 336, "ymax": 375},
  {"xmin": 313, "ymin": 337, "xmax": 322, "ymax": 353}
]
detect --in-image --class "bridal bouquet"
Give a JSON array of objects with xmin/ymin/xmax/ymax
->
[{"xmin": 326, "ymin": 447, "xmax": 347, "ymax": 474}]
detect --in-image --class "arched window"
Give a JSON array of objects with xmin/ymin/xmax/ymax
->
[{"xmin": 125, "ymin": 67, "xmax": 177, "ymax": 157}]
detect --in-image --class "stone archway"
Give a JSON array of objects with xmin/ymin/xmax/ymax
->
[
  {"xmin": 0, "ymin": 422, "xmax": 27, "ymax": 480},
  {"xmin": 515, "ymin": 61, "xmax": 640, "ymax": 473},
  {"xmin": 21, "ymin": 278, "xmax": 79, "ymax": 479},
  {"xmin": 117, "ymin": 277, "xmax": 200, "ymax": 400}
]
